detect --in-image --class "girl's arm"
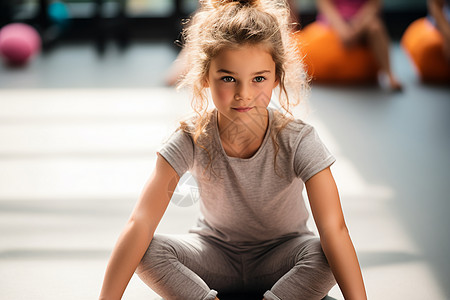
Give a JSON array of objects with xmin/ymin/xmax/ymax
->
[
  {"xmin": 349, "ymin": 0, "xmax": 382, "ymax": 35},
  {"xmin": 428, "ymin": 0, "xmax": 450, "ymax": 61},
  {"xmin": 99, "ymin": 154, "xmax": 179, "ymax": 300},
  {"xmin": 317, "ymin": 0, "xmax": 357, "ymax": 45},
  {"xmin": 305, "ymin": 167, "xmax": 367, "ymax": 300}
]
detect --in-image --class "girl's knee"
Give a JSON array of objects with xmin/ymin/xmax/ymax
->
[
  {"xmin": 299, "ymin": 238, "xmax": 334, "ymax": 280},
  {"xmin": 136, "ymin": 234, "xmax": 174, "ymax": 275},
  {"xmin": 309, "ymin": 239, "xmax": 336, "ymax": 286},
  {"xmin": 298, "ymin": 238, "xmax": 326, "ymax": 260}
]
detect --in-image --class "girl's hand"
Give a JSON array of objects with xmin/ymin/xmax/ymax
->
[
  {"xmin": 317, "ymin": 0, "xmax": 359, "ymax": 47},
  {"xmin": 442, "ymin": 33, "xmax": 450, "ymax": 63},
  {"xmin": 336, "ymin": 24, "xmax": 359, "ymax": 47}
]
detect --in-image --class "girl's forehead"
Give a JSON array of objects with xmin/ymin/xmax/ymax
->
[
  {"xmin": 215, "ymin": 43, "xmax": 272, "ymax": 57},
  {"xmin": 210, "ymin": 44, "xmax": 275, "ymax": 70}
]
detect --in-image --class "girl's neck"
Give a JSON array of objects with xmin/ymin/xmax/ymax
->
[{"xmin": 217, "ymin": 108, "xmax": 269, "ymax": 158}]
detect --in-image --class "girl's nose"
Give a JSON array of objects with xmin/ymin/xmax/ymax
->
[{"xmin": 235, "ymin": 83, "xmax": 252, "ymax": 101}]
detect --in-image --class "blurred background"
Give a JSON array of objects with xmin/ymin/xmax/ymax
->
[
  {"xmin": 1, "ymin": 0, "xmax": 449, "ymax": 299},
  {"xmin": 0, "ymin": 0, "xmax": 428, "ymax": 54},
  {"xmin": 0, "ymin": 0, "xmax": 431, "ymax": 88}
]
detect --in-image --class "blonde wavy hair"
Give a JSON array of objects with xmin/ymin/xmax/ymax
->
[{"xmin": 177, "ymin": 0, "xmax": 309, "ymax": 174}]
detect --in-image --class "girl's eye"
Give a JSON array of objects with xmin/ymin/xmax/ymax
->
[
  {"xmin": 253, "ymin": 76, "xmax": 266, "ymax": 83},
  {"xmin": 221, "ymin": 76, "xmax": 235, "ymax": 83}
]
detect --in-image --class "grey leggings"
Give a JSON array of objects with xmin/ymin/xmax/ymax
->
[{"xmin": 136, "ymin": 233, "xmax": 336, "ymax": 300}]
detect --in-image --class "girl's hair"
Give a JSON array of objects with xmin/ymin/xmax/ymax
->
[{"xmin": 178, "ymin": 0, "xmax": 309, "ymax": 175}]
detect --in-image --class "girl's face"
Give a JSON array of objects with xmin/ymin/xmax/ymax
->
[{"xmin": 206, "ymin": 44, "xmax": 278, "ymax": 126}]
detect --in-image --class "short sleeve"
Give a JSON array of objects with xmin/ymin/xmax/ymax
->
[
  {"xmin": 294, "ymin": 125, "xmax": 336, "ymax": 182},
  {"xmin": 158, "ymin": 129, "xmax": 194, "ymax": 177}
]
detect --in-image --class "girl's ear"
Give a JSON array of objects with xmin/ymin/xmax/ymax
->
[
  {"xmin": 273, "ymin": 77, "xmax": 280, "ymax": 89},
  {"xmin": 202, "ymin": 77, "xmax": 209, "ymax": 88}
]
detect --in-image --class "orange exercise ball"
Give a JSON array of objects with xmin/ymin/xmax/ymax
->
[
  {"xmin": 401, "ymin": 18, "xmax": 450, "ymax": 83},
  {"xmin": 295, "ymin": 22, "xmax": 379, "ymax": 84}
]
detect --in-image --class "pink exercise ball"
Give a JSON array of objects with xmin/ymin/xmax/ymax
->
[{"xmin": 0, "ymin": 23, "xmax": 41, "ymax": 65}]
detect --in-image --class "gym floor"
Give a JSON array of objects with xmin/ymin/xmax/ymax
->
[{"xmin": 0, "ymin": 40, "xmax": 449, "ymax": 299}]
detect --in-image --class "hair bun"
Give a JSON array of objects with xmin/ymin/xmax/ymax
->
[{"xmin": 209, "ymin": 0, "xmax": 260, "ymax": 8}]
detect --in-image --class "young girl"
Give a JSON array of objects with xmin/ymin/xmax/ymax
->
[
  {"xmin": 99, "ymin": 1, "xmax": 367, "ymax": 299},
  {"xmin": 317, "ymin": 0, "xmax": 402, "ymax": 90}
]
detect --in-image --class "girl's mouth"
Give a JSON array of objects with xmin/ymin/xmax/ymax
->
[{"xmin": 232, "ymin": 107, "xmax": 253, "ymax": 113}]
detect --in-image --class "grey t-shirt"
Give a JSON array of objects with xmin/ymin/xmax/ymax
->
[{"xmin": 159, "ymin": 108, "xmax": 335, "ymax": 243}]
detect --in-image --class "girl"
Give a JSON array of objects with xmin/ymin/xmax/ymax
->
[
  {"xmin": 99, "ymin": 1, "xmax": 367, "ymax": 299},
  {"xmin": 317, "ymin": 0, "xmax": 402, "ymax": 90}
]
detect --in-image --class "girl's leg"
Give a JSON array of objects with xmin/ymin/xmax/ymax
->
[
  {"xmin": 365, "ymin": 17, "xmax": 402, "ymax": 90},
  {"xmin": 136, "ymin": 233, "xmax": 242, "ymax": 300},
  {"xmin": 247, "ymin": 235, "xmax": 336, "ymax": 300}
]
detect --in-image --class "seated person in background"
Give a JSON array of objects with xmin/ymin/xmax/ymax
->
[
  {"xmin": 317, "ymin": 0, "xmax": 402, "ymax": 90},
  {"xmin": 428, "ymin": 0, "xmax": 450, "ymax": 63},
  {"xmin": 401, "ymin": 0, "xmax": 450, "ymax": 82}
]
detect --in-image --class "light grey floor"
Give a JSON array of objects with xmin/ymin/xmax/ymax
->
[{"xmin": 0, "ymin": 41, "xmax": 449, "ymax": 299}]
